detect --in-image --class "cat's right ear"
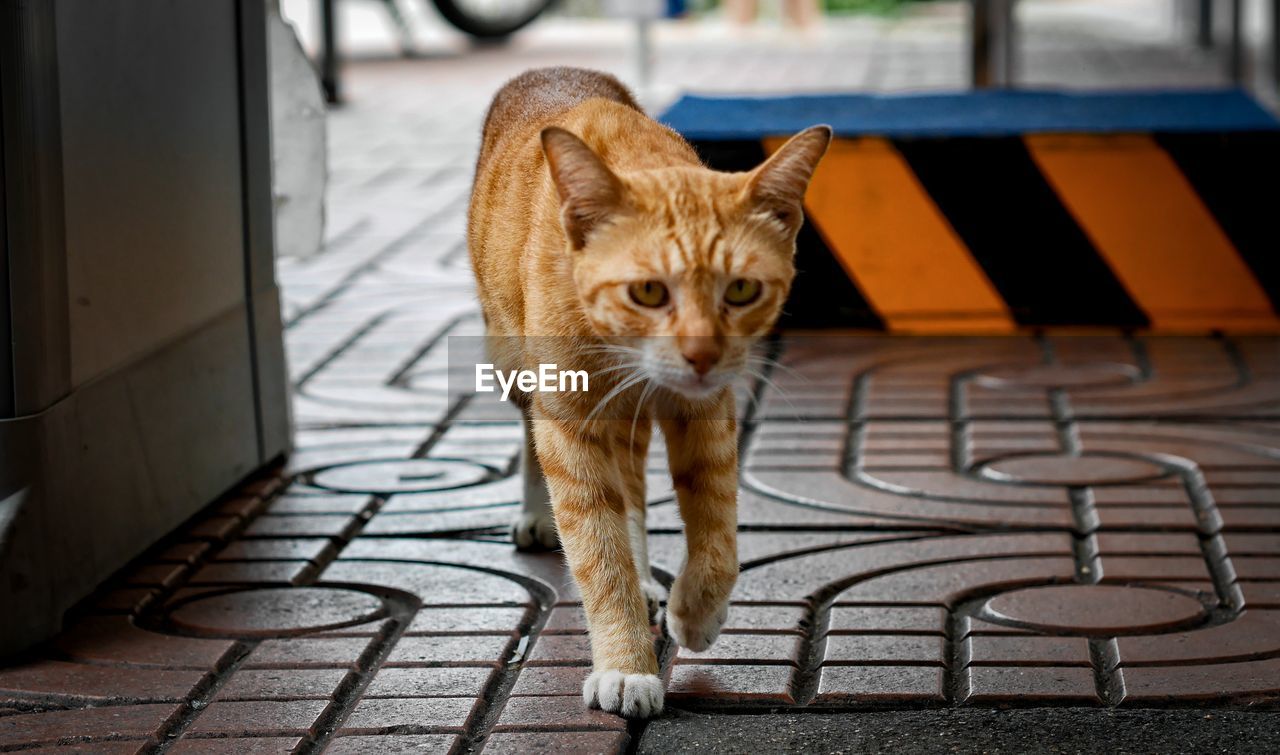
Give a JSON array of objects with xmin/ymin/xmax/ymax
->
[{"xmin": 541, "ymin": 127, "xmax": 625, "ymax": 250}]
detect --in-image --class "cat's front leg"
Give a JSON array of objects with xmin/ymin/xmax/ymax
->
[
  {"xmin": 660, "ymin": 400, "xmax": 739, "ymax": 652},
  {"xmin": 533, "ymin": 411, "xmax": 663, "ymax": 718}
]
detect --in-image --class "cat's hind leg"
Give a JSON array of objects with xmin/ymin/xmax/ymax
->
[{"xmin": 511, "ymin": 415, "xmax": 559, "ymax": 550}]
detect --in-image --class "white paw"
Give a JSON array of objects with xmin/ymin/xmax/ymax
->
[
  {"xmin": 666, "ymin": 601, "xmax": 729, "ymax": 652},
  {"xmin": 583, "ymin": 669, "xmax": 664, "ymax": 718},
  {"xmin": 510, "ymin": 511, "xmax": 558, "ymax": 551},
  {"xmin": 639, "ymin": 580, "xmax": 667, "ymax": 624}
]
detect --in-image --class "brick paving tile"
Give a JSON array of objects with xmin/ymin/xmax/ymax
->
[
  {"xmin": 405, "ymin": 607, "xmax": 528, "ymax": 635},
  {"xmin": 384, "ymin": 635, "xmax": 512, "ymax": 666},
  {"xmin": 722, "ymin": 604, "xmax": 809, "ymax": 633},
  {"xmin": 527, "ymin": 634, "xmax": 593, "ymax": 666},
  {"xmin": 158, "ymin": 541, "xmax": 213, "ymax": 564},
  {"xmin": 266, "ymin": 494, "xmax": 370, "ymax": 514},
  {"xmin": 169, "ymin": 737, "xmax": 302, "ymax": 754},
  {"xmin": 320, "ymin": 561, "xmax": 534, "ymax": 606},
  {"xmin": 188, "ymin": 561, "xmax": 311, "ymax": 585},
  {"xmin": 667, "ymin": 664, "xmax": 797, "ymax": 704},
  {"xmin": 216, "ymin": 496, "xmax": 269, "ymax": 519},
  {"xmin": 19, "ymin": 743, "xmax": 146, "ymax": 754},
  {"xmin": 1121, "ymin": 658, "xmax": 1280, "ymax": 703},
  {"xmin": 676, "ymin": 633, "xmax": 804, "ymax": 665},
  {"xmin": 827, "ymin": 606, "xmax": 948, "ymax": 634},
  {"xmin": 814, "ymin": 665, "xmax": 947, "ymax": 703},
  {"xmin": 983, "ymin": 584, "xmax": 1208, "ymax": 634},
  {"xmin": 243, "ymin": 515, "xmax": 359, "ymax": 539},
  {"xmin": 213, "ymin": 668, "xmax": 349, "ymax": 700},
  {"xmin": 1097, "ymin": 557, "xmax": 1215, "ymax": 582},
  {"xmin": 958, "ymin": 617, "xmax": 1038, "ymax": 637},
  {"xmin": 1094, "ymin": 532, "xmax": 1203, "ymax": 554},
  {"xmin": 966, "ymin": 636, "xmax": 1093, "ymax": 667},
  {"xmin": 125, "ymin": 563, "xmax": 189, "ymax": 589},
  {"xmin": 965, "ymin": 667, "xmax": 1102, "ymax": 704},
  {"xmin": 187, "ymin": 516, "xmax": 243, "ymax": 541},
  {"xmin": 492, "ymin": 696, "xmax": 628, "ymax": 732},
  {"xmin": 482, "ymin": 731, "xmax": 628, "ymax": 754},
  {"xmin": 1239, "ymin": 582, "xmax": 1280, "ymax": 607},
  {"xmin": 93, "ymin": 588, "xmax": 159, "ymax": 614},
  {"xmin": 216, "ymin": 538, "xmax": 333, "ymax": 562},
  {"xmin": 510, "ymin": 666, "xmax": 590, "ymax": 696},
  {"xmin": 338, "ymin": 696, "xmax": 479, "ymax": 733},
  {"xmin": 541, "ymin": 605, "xmax": 589, "ymax": 634},
  {"xmin": 362, "ymin": 667, "xmax": 494, "ymax": 698},
  {"xmin": 1115, "ymin": 611, "xmax": 1280, "ymax": 665},
  {"xmin": 244, "ymin": 637, "xmax": 375, "ymax": 669},
  {"xmin": 823, "ymin": 635, "xmax": 947, "ymax": 665},
  {"xmin": 52, "ymin": 617, "xmax": 234, "ymax": 670},
  {"xmin": 0, "ymin": 704, "xmax": 178, "ymax": 748},
  {"xmin": 0, "ymin": 660, "xmax": 203, "ymax": 703},
  {"xmin": 1231, "ymin": 556, "xmax": 1280, "ymax": 578},
  {"xmin": 327, "ymin": 734, "xmax": 459, "ymax": 753},
  {"xmin": 169, "ymin": 586, "xmax": 384, "ymax": 637},
  {"xmin": 187, "ymin": 699, "xmax": 329, "ymax": 736}
]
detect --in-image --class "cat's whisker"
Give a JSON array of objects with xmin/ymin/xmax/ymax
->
[
  {"xmin": 583, "ymin": 369, "xmax": 648, "ymax": 424},
  {"xmin": 588, "ymin": 362, "xmax": 642, "ymax": 379},
  {"xmin": 629, "ymin": 379, "xmax": 655, "ymax": 457},
  {"xmin": 580, "ymin": 344, "xmax": 644, "ymax": 358},
  {"xmin": 741, "ymin": 365, "xmax": 800, "ymax": 420},
  {"xmin": 746, "ymin": 354, "xmax": 806, "ymax": 384}
]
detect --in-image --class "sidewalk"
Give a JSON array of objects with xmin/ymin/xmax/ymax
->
[{"xmin": 2, "ymin": 7, "xmax": 1279, "ymax": 753}]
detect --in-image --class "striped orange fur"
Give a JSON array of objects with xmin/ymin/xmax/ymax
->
[{"xmin": 467, "ymin": 67, "xmax": 829, "ymax": 718}]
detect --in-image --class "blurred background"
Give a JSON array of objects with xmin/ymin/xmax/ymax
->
[{"xmin": 278, "ymin": 0, "xmax": 1280, "ymax": 108}]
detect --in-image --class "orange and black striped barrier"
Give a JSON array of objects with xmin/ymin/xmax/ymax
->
[{"xmin": 664, "ymin": 91, "xmax": 1280, "ymax": 332}]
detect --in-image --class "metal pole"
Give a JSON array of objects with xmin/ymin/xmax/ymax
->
[
  {"xmin": 995, "ymin": 0, "xmax": 1016, "ymax": 87},
  {"xmin": 1228, "ymin": 0, "xmax": 1244, "ymax": 85},
  {"xmin": 972, "ymin": 0, "xmax": 992, "ymax": 88},
  {"xmin": 636, "ymin": 17, "xmax": 652, "ymax": 93},
  {"xmin": 1197, "ymin": 0, "xmax": 1214, "ymax": 49},
  {"xmin": 320, "ymin": 0, "xmax": 340, "ymax": 104},
  {"xmin": 1273, "ymin": 0, "xmax": 1280, "ymax": 96}
]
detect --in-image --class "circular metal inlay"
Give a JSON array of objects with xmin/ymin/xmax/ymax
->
[
  {"xmin": 169, "ymin": 587, "xmax": 385, "ymax": 638},
  {"xmin": 978, "ymin": 452, "xmax": 1169, "ymax": 486},
  {"xmin": 312, "ymin": 458, "xmax": 491, "ymax": 494},
  {"xmin": 975, "ymin": 362, "xmax": 1139, "ymax": 390},
  {"xmin": 983, "ymin": 584, "xmax": 1207, "ymax": 635}
]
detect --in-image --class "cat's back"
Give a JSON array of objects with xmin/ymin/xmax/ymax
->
[
  {"xmin": 468, "ymin": 68, "xmax": 693, "ymax": 338},
  {"xmin": 478, "ymin": 67, "xmax": 641, "ymax": 162}
]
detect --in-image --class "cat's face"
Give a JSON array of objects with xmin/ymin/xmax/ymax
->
[{"xmin": 543, "ymin": 126, "xmax": 831, "ymax": 399}]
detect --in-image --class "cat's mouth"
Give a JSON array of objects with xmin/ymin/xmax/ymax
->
[{"xmin": 652, "ymin": 370, "xmax": 734, "ymax": 401}]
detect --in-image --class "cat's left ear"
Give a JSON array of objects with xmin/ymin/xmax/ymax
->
[
  {"xmin": 541, "ymin": 127, "xmax": 626, "ymax": 250},
  {"xmin": 745, "ymin": 125, "xmax": 832, "ymax": 231}
]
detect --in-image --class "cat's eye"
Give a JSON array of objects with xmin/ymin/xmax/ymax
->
[
  {"xmin": 724, "ymin": 278, "xmax": 762, "ymax": 306},
  {"xmin": 628, "ymin": 280, "xmax": 670, "ymax": 308}
]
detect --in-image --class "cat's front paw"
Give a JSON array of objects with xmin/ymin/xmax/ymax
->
[
  {"xmin": 639, "ymin": 580, "xmax": 667, "ymax": 624},
  {"xmin": 510, "ymin": 511, "xmax": 558, "ymax": 551},
  {"xmin": 666, "ymin": 599, "xmax": 729, "ymax": 652},
  {"xmin": 583, "ymin": 670, "xmax": 664, "ymax": 718}
]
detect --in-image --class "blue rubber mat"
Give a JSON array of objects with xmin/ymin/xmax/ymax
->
[{"xmin": 660, "ymin": 89, "xmax": 1280, "ymax": 139}]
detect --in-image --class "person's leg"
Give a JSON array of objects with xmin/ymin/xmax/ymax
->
[{"xmin": 725, "ymin": 0, "xmax": 759, "ymax": 26}]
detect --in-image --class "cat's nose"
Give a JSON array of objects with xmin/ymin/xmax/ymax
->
[{"xmin": 681, "ymin": 341, "xmax": 721, "ymax": 376}]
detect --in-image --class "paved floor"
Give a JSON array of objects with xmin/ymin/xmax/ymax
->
[{"xmin": 3, "ymin": 5, "xmax": 1280, "ymax": 753}]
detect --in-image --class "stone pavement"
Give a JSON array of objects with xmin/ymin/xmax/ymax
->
[{"xmin": 4, "ymin": 7, "xmax": 1280, "ymax": 753}]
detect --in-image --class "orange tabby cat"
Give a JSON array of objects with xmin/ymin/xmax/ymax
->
[{"xmin": 468, "ymin": 67, "xmax": 829, "ymax": 718}]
